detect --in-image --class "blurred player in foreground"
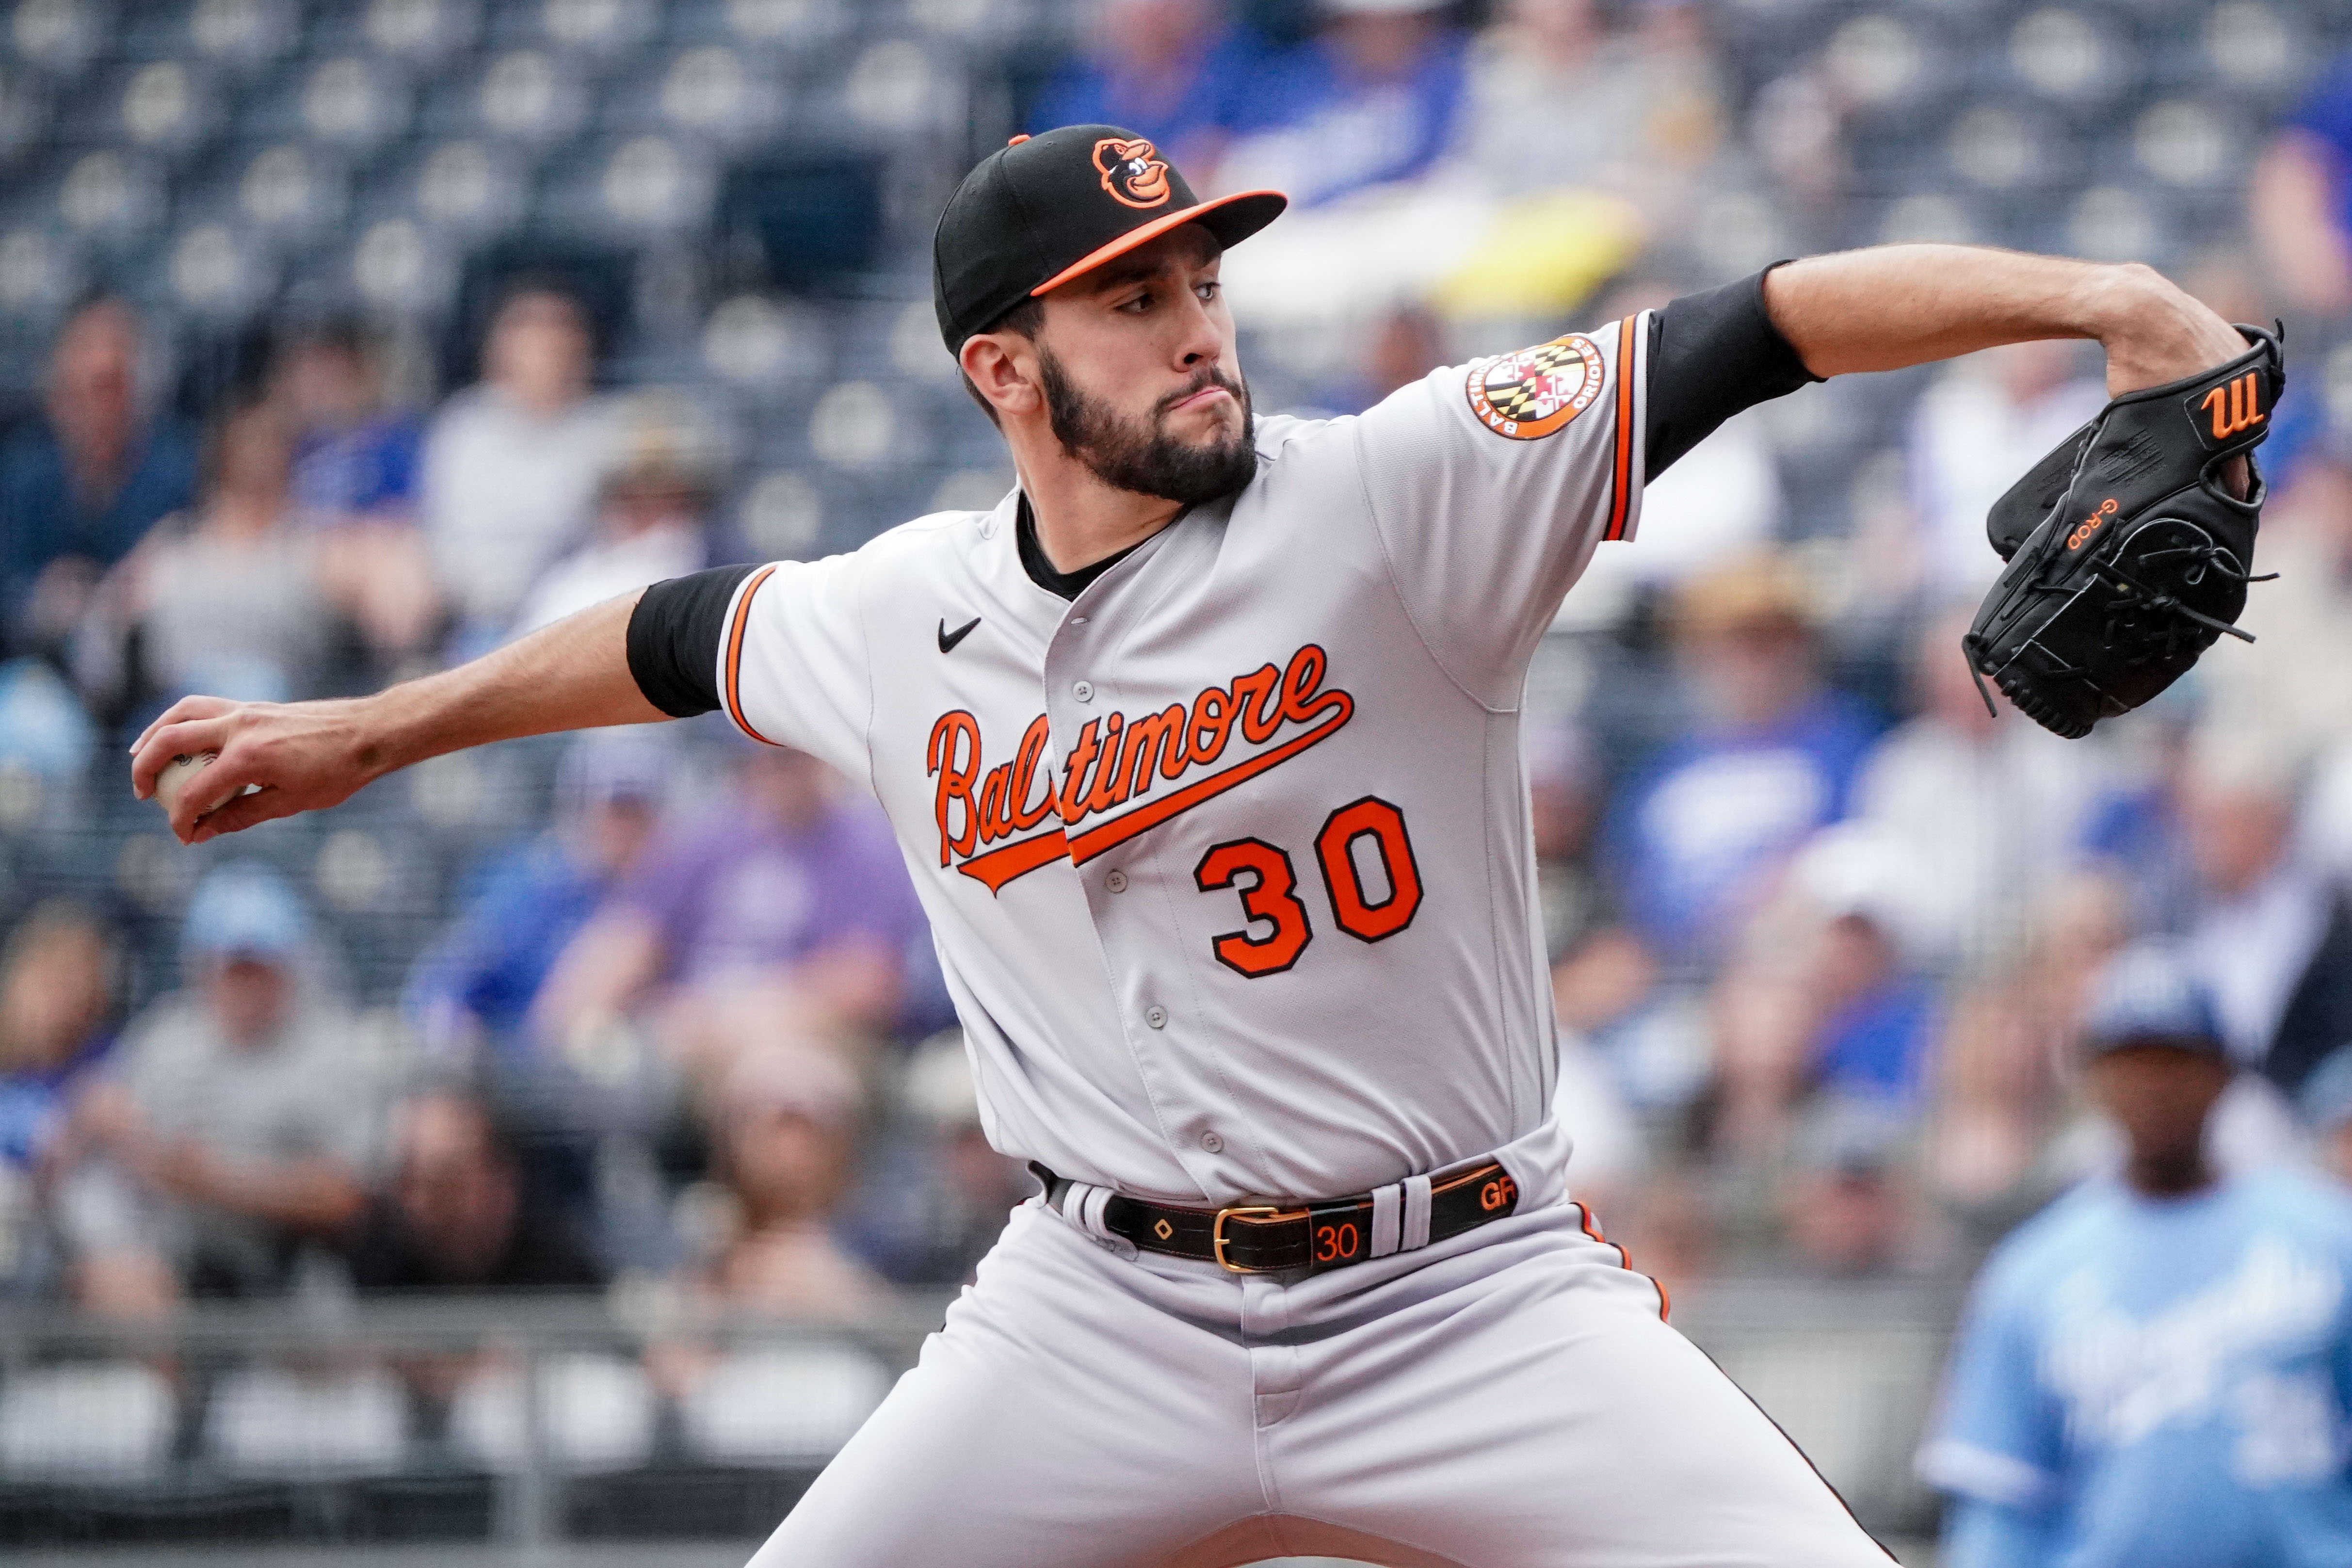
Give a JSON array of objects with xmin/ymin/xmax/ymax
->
[
  {"xmin": 132, "ymin": 125, "xmax": 2258, "ymax": 1565},
  {"xmin": 1919, "ymin": 945, "xmax": 2352, "ymax": 1568}
]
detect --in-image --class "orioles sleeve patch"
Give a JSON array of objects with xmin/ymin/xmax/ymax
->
[{"xmin": 1465, "ymin": 333, "xmax": 1606, "ymax": 441}]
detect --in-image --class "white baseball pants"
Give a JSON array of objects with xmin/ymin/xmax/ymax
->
[{"xmin": 748, "ymin": 1125, "xmax": 1894, "ymax": 1568}]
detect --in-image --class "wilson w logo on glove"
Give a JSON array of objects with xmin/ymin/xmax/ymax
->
[
  {"xmin": 2200, "ymin": 371, "xmax": 2268, "ymax": 443},
  {"xmin": 1964, "ymin": 323, "xmax": 2285, "ymax": 740}
]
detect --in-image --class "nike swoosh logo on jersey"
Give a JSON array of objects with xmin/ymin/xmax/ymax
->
[{"xmin": 938, "ymin": 615, "xmax": 982, "ymax": 654}]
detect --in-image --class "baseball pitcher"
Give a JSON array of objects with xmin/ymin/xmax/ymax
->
[{"xmin": 133, "ymin": 126, "xmax": 2274, "ymax": 1566}]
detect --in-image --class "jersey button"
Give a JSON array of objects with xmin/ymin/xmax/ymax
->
[
  {"xmin": 1144, "ymin": 1005, "xmax": 1168, "ymax": 1030},
  {"xmin": 1199, "ymin": 1132, "xmax": 1224, "ymax": 1154},
  {"xmin": 1073, "ymin": 680, "xmax": 1094, "ymax": 703},
  {"xmin": 1105, "ymin": 870, "xmax": 1128, "ymax": 893}
]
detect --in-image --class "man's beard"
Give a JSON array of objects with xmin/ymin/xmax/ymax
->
[{"xmin": 1039, "ymin": 350, "xmax": 1257, "ymax": 506}]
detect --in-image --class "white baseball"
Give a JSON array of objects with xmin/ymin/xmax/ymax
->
[{"xmin": 152, "ymin": 751, "xmax": 219, "ymax": 818}]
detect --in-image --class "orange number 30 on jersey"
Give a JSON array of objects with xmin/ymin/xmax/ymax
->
[{"xmin": 1192, "ymin": 796, "xmax": 1423, "ymax": 979}]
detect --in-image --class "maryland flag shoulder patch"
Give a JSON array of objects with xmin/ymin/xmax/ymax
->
[{"xmin": 1465, "ymin": 333, "xmax": 1605, "ymax": 441}]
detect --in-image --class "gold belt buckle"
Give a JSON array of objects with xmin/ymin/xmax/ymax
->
[{"xmin": 1211, "ymin": 1204, "xmax": 1307, "ymax": 1273}]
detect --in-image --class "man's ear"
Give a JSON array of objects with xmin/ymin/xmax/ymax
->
[{"xmin": 960, "ymin": 332, "xmax": 1042, "ymax": 422}]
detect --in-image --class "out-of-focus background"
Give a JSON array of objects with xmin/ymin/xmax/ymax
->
[{"xmin": 3, "ymin": 0, "xmax": 2352, "ymax": 1563}]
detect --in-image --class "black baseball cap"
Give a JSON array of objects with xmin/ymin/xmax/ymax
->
[{"xmin": 933, "ymin": 124, "xmax": 1286, "ymax": 354}]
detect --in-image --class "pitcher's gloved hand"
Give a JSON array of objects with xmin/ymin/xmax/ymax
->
[{"xmin": 1964, "ymin": 322, "xmax": 2285, "ymax": 739}]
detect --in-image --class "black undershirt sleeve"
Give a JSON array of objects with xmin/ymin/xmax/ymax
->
[
  {"xmin": 626, "ymin": 564, "xmax": 759, "ymax": 718},
  {"xmin": 1643, "ymin": 263, "xmax": 1823, "ymax": 479}
]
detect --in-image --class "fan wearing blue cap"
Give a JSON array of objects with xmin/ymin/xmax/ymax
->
[
  {"xmin": 401, "ymin": 729, "xmax": 672, "ymax": 1065},
  {"xmin": 1920, "ymin": 944, "xmax": 2352, "ymax": 1568}
]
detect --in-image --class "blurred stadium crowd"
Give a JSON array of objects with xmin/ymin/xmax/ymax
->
[{"xmin": 7, "ymin": 0, "xmax": 2352, "ymax": 1539}]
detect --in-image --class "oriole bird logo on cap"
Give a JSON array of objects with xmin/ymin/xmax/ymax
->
[{"xmin": 1093, "ymin": 137, "xmax": 1172, "ymax": 209}]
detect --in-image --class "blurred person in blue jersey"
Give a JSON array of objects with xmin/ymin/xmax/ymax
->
[
  {"xmin": 1608, "ymin": 552, "xmax": 1880, "ymax": 966},
  {"xmin": 1918, "ymin": 944, "xmax": 2352, "ymax": 1568},
  {"xmin": 1026, "ymin": 0, "xmax": 1273, "ymax": 176},
  {"xmin": 270, "ymin": 318, "xmax": 441, "ymax": 670},
  {"xmin": 0, "ymin": 299, "xmax": 197, "ymax": 661},
  {"xmin": 403, "ymin": 729, "xmax": 672, "ymax": 1069}
]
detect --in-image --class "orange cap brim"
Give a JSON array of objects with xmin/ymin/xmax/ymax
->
[{"xmin": 1028, "ymin": 190, "xmax": 1288, "ymax": 299}]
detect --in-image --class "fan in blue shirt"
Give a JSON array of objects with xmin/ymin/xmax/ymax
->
[
  {"xmin": 1919, "ymin": 944, "xmax": 2352, "ymax": 1568},
  {"xmin": 1025, "ymin": 2, "xmax": 1274, "ymax": 174},
  {"xmin": 402, "ymin": 732, "xmax": 670, "ymax": 1066}
]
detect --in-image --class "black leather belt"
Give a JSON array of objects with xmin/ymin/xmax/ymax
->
[{"xmin": 1032, "ymin": 1159, "xmax": 1522, "ymax": 1274}]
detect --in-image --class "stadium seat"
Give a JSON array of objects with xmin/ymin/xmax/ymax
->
[
  {"xmin": 1945, "ymin": 101, "xmax": 2083, "ymax": 193},
  {"xmin": 2053, "ymin": 182, "xmax": 2183, "ymax": 263},
  {"xmin": 0, "ymin": 221, "xmax": 83, "ymax": 324},
  {"xmin": 162, "ymin": 217, "xmax": 280, "ymax": 321},
  {"xmin": 736, "ymin": 468, "xmax": 827, "ymax": 559},
  {"xmin": 599, "ymin": 43, "xmax": 785, "ymax": 151},
  {"xmin": 699, "ymin": 292, "xmax": 831, "ymax": 389},
  {"xmin": 2004, "ymin": 6, "xmax": 2138, "ymax": 117},
  {"xmin": 688, "ymin": 0, "xmax": 854, "ymax": 52},
  {"xmin": 452, "ymin": 48, "xmax": 592, "ymax": 149},
  {"xmin": 110, "ymin": 59, "xmax": 224, "ymax": 162},
  {"xmin": 0, "ymin": 64, "xmax": 51, "ymax": 162},
  {"xmin": 348, "ymin": 214, "xmax": 460, "ymax": 319},
  {"xmin": 537, "ymin": 134, "xmax": 720, "ymax": 239},
  {"xmin": 0, "ymin": 1362, "xmax": 177, "ymax": 1481},
  {"xmin": 677, "ymin": 1345, "xmax": 891, "ymax": 1463},
  {"xmin": 184, "ymin": 0, "xmax": 303, "ymax": 73},
  {"xmin": 807, "ymin": 379, "xmax": 908, "ymax": 472},
  {"xmin": 341, "ymin": 0, "xmax": 485, "ymax": 65},
  {"xmin": 2203, "ymin": 0, "xmax": 2311, "ymax": 102},
  {"xmin": 1821, "ymin": 12, "xmax": 1961, "ymax": 128},
  {"xmin": 289, "ymin": 56, "xmax": 417, "ymax": 153},
  {"xmin": 2130, "ymin": 97, "xmax": 2248, "ymax": 187},
  {"xmin": 220, "ymin": 142, "xmax": 354, "ymax": 245},
  {"xmin": 538, "ymin": 0, "xmax": 660, "ymax": 60},
  {"xmin": 904, "ymin": 0, "xmax": 1041, "ymax": 48},
  {"xmin": 805, "ymin": 36, "xmax": 964, "ymax": 142},
  {"xmin": 394, "ymin": 139, "xmax": 535, "ymax": 240},
  {"xmin": 8, "ymin": 0, "xmax": 111, "ymax": 79},
  {"xmin": 202, "ymin": 1364, "xmax": 409, "ymax": 1478},
  {"xmin": 447, "ymin": 1354, "xmax": 659, "ymax": 1474}
]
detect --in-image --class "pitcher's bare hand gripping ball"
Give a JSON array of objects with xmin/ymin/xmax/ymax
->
[
  {"xmin": 1964, "ymin": 323, "xmax": 2286, "ymax": 738},
  {"xmin": 150, "ymin": 751, "xmax": 226, "ymax": 822},
  {"xmin": 130, "ymin": 695, "xmax": 380, "ymax": 844}
]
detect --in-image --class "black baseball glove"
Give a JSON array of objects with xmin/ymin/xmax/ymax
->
[{"xmin": 1962, "ymin": 323, "xmax": 2285, "ymax": 739}]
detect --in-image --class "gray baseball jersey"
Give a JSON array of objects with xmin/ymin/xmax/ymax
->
[{"xmin": 717, "ymin": 316, "xmax": 1649, "ymax": 1205}]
